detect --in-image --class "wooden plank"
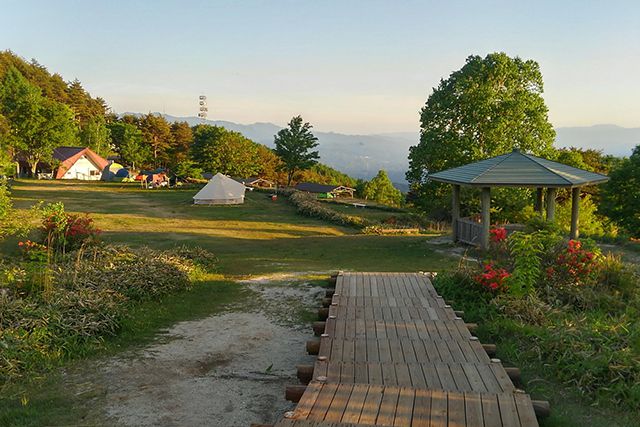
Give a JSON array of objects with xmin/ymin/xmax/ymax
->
[
  {"xmin": 400, "ymin": 338, "xmax": 418, "ymax": 363},
  {"xmin": 481, "ymin": 393, "xmax": 502, "ymax": 427},
  {"xmin": 462, "ymin": 363, "xmax": 487, "ymax": 393},
  {"xmin": 393, "ymin": 387, "xmax": 415, "ymax": 427},
  {"xmin": 428, "ymin": 389, "xmax": 448, "ymax": 427},
  {"xmin": 435, "ymin": 364, "xmax": 457, "ymax": 391},
  {"xmin": 490, "ymin": 362, "xmax": 515, "ymax": 392},
  {"xmin": 358, "ymin": 384, "xmax": 384, "ymax": 424},
  {"xmin": 340, "ymin": 361, "xmax": 354, "ymax": 384},
  {"xmin": 340, "ymin": 383, "xmax": 368, "ymax": 423},
  {"xmin": 514, "ymin": 392, "xmax": 539, "ymax": 427},
  {"xmin": 354, "ymin": 338, "xmax": 367, "ymax": 363},
  {"xmin": 477, "ymin": 364, "xmax": 501, "ymax": 393},
  {"xmin": 327, "ymin": 361, "xmax": 341, "ymax": 383},
  {"xmin": 411, "ymin": 388, "xmax": 432, "ymax": 427},
  {"xmin": 449, "ymin": 362, "xmax": 472, "ymax": 392},
  {"xmin": 323, "ymin": 383, "xmax": 354, "ymax": 422},
  {"xmin": 447, "ymin": 391, "xmax": 466, "ymax": 427},
  {"xmin": 354, "ymin": 362, "xmax": 368, "ymax": 384},
  {"xmin": 381, "ymin": 363, "xmax": 397, "ymax": 386},
  {"xmin": 308, "ymin": 383, "xmax": 339, "ymax": 419},
  {"xmin": 407, "ymin": 363, "xmax": 427, "ymax": 389},
  {"xmin": 422, "ymin": 363, "xmax": 442, "ymax": 389},
  {"xmin": 394, "ymin": 363, "xmax": 412, "ymax": 387},
  {"xmin": 375, "ymin": 386, "xmax": 400, "ymax": 425},
  {"xmin": 464, "ymin": 392, "xmax": 484, "ymax": 426},
  {"xmin": 293, "ymin": 382, "xmax": 323, "ymax": 419},
  {"xmin": 498, "ymin": 393, "xmax": 521, "ymax": 426},
  {"xmin": 368, "ymin": 362, "xmax": 383, "ymax": 385},
  {"xmin": 378, "ymin": 338, "xmax": 392, "ymax": 363}
]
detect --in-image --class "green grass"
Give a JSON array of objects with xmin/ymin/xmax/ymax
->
[{"xmin": 8, "ymin": 180, "xmax": 457, "ymax": 275}]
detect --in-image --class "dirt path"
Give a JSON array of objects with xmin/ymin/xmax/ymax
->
[{"xmin": 62, "ymin": 278, "xmax": 324, "ymax": 426}]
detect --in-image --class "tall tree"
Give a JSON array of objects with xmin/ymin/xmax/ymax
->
[
  {"xmin": 601, "ymin": 145, "xmax": 640, "ymax": 237},
  {"xmin": 363, "ymin": 170, "xmax": 403, "ymax": 207},
  {"xmin": 169, "ymin": 121, "xmax": 193, "ymax": 167},
  {"xmin": 407, "ymin": 53, "xmax": 556, "ymax": 211},
  {"xmin": 108, "ymin": 121, "xmax": 150, "ymax": 169},
  {"xmin": 79, "ymin": 115, "xmax": 111, "ymax": 157},
  {"xmin": 139, "ymin": 113, "xmax": 172, "ymax": 167},
  {"xmin": 274, "ymin": 115, "xmax": 320, "ymax": 185},
  {"xmin": 191, "ymin": 125, "xmax": 261, "ymax": 177},
  {"xmin": 0, "ymin": 67, "xmax": 77, "ymax": 175}
]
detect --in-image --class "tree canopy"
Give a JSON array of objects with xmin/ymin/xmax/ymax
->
[
  {"xmin": 601, "ymin": 145, "xmax": 640, "ymax": 237},
  {"xmin": 191, "ymin": 125, "xmax": 261, "ymax": 178},
  {"xmin": 0, "ymin": 66, "xmax": 77, "ymax": 174},
  {"xmin": 274, "ymin": 115, "xmax": 320, "ymax": 185},
  {"xmin": 363, "ymin": 170, "xmax": 403, "ymax": 207},
  {"xmin": 407, "ymin": 53, "xmax": 556, "ymax": 212}
]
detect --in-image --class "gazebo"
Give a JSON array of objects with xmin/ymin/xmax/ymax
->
[{"xmin": 429, "ymin": 149, "xmax": 609, "ymax": 249}]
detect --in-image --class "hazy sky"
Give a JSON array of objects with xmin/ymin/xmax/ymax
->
[{"xmin": 2, "ymin": 0, "xmax": 639, "ymax": 134}]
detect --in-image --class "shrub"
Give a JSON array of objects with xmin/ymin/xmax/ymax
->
[
  {"xmin": 40, "ymin": 202, "xmax": 101, "ymax": 254},
  {"xmin": 474, "ymin": 263, "xmax": 510, "ymax": 293},
  {"xmin": 0, "ymin": 243, "xmax": 217, "ymax": 382},
  {"xmin": 289, "ymin": 191, "xmax": 372, "ymax": 228}
]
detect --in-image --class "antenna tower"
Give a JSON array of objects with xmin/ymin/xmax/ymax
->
[{"xmin": 198, "ymin": 95, "xmax": 208, "ymax": 123}]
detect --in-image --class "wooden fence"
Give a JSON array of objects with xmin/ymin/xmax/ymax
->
[{"xmin": 455, "ymin": 217, "xmax": 525, "ymax": 246}]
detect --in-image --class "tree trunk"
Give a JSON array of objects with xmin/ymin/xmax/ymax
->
[{"xmin": 287, "ymin": 169, "xmax": 295, "ymax": 186}]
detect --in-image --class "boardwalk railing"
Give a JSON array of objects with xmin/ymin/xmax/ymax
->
[{"xmin": 456, "ymin": 217, "xmax": 526, "ymax": 246}]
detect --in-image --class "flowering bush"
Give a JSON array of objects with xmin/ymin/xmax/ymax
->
[
  {"xmin": 475, "ymin": 263, "xmax": 510, "ymax": 293},
  {"xmin": 18, "ymin": 240, "xmax": 48, "ymax": 262},
  {"xmin": 546, "ymin": 239, "xmax": 600, "ymax": 287},
  {"xmin": 490, "ymin": 226, "xmax": 507, "ymax": 243},
  {"xmin": 40, "ymin": 202, "xmax": 101, "ymax": 254}
]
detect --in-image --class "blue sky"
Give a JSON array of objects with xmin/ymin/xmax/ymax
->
[{"xmin": 2, "ymin": 0, "xmax": 639, "ymax": 133}]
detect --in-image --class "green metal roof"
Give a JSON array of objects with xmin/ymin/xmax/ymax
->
[{"xmin": 429, "ymin": 149, "xmax": 609, "ymax": 188}]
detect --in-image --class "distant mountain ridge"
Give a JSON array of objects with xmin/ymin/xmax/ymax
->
[{"xmin": 124, "ymin": 113, "xmax": 640, "ymax": 188}]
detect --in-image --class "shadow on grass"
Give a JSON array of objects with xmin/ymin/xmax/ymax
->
[{"xmin": 101, "ymin": 230, "xmax": 458, "ymax": 276}]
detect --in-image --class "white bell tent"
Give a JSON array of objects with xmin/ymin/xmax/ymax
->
[{"xmin": 193, "ymin": 173, "xmax": 246, "ymax": 205}]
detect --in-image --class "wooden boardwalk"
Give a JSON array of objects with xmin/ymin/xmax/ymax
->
[{"xmin": 274, "ymin": 272, "xmax": 539, "ymax": 427}]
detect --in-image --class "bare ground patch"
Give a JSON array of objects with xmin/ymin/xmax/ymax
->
[{"xmin": 59, "ymin": 278, "xmax": 325, "ymax": 427}]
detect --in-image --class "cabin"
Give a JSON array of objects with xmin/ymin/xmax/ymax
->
[
  {"xmin": 235, "ymin": 177, "xmax": 275, "ymax": 188},
  {"xmin": 294, "ymin": 182, "xmax": 355, "ymax": 198},
  {"xmin": 53, "ymin": 147, "xmax": 109, "ymax": 180}
]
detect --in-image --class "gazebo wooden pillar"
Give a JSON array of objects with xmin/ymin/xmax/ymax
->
[
  {"xmin": 451, "ymin": 184, "xmax": 460, "ymax": 242},
  {"xmin": 570, "ymin": 187, "xmax": 580, "ymax": 239},
  {"xmin": 534, "ymin": 187, "xmax": 544, "ymax": 213},
  {"xmin": 428, "ymin": 148, "xmax": 609, "ymax": 250},
  {"xmin": 480, "ymin": 187, "xmax": 491, "ymax": 250},
  {"xmin": 546, "ymin": 188, "xmax": 557, "ymax": 221}
]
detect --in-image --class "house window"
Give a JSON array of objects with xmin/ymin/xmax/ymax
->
[{"xmin": 90, "ymin": 170, "xmax": 100, "ymax": 176}]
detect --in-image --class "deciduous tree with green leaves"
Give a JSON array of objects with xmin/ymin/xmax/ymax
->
[
  {"xmin": 191, "ymin": 125, "xmax": 261, "ymax": 178},
  {"xmin": 108, "ymin": 121, "xmax": 151, "ymax": 169},
  {"xmin": 139, "ymin": 113, "xmax": 172, "ymax": 167},
  {"xmin": 274, "ymin": 115, "xmax": 320, "ymax": 185},
  {"xmin": 0, "ymin": 67, "xmax": 77, "ymax": 175},
  {"xmin": 407, "ymin": 53, "xmax": 556, "ymax": 213},
  {"xmin": 601, "ymin": 145, "xmax": 640, "ymax": 237},
  {"xmin": 363, "ymin": 170, "xmax": 403, "ymax": 207}
]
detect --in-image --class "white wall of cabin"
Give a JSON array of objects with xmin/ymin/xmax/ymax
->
[{"xmin": 61, "ymin": 156, "xmax": 102, "ymax": 180}]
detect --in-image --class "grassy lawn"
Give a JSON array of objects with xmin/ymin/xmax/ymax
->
[{"xmin": 8, "ymin": 180, "xmax": 457, "ymax": 275}]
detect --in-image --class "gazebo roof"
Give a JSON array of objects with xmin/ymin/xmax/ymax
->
[{"xmin": 429, "ymin": 149, "xmax": 609, "ymax": 188}]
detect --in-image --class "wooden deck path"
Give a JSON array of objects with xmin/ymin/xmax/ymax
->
[{"xmin": 274, "ymin": 272, "xmax": 539, "ymax": 427}]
